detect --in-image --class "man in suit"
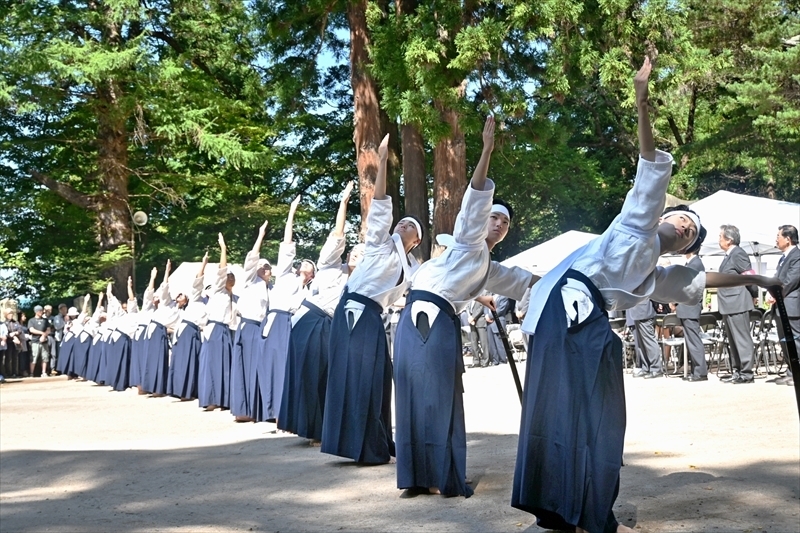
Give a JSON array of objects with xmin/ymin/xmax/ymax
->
[
  {"xmin": 678, "ymin": 243, "xmax": 707, "ymax": 381},
  {"xmin": 717, "ymin": 224, "xmax": 755, "ymax": 384},
  {"xmin": 486, "ymin": 293, "xmax": 512, "ymax": 364},
  {"xmin": 628, "ymin": 298, "xmax": 663, "ymax": 378},
  {"xmin": 467, "ymin": 298, "xmax": 490, "ymax": 368},
  {"xmin": 768, "ymin": 225, "xmax": 800, "ymax": 386}
]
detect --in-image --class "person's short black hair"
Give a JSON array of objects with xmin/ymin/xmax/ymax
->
[
  {"xmin": 779, "ymin": 225, "xmax": 799, "ymax": 246},
  {"xmin": 492, "ymin": 198, "xmax": 514, "ymax": 222},
  {"xmin": 662, "ymin": 204, "xmax": 706, "ymax": 254}
]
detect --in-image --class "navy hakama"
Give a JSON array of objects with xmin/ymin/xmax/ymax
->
[
  {"xmin": 104, "ymin": 331, "xmax": 132, "ymax": 391},
  {"xmin": 167, "ymin": 321, "xmax": 201, "ymax": 399},
  {"xmin": 85, "ymin": 338, "xmax": 106, "ymax": 384},
  {"xmin": 254, "ymin": 310, "xmax": 292, "ymax": 422},
  {"xmin": 512, "ymin": 270, "xmax": 625, "ymax": 533},
  {"xmin": 231, "ymin": 317, "xmax": 263, "ymax": 419},
  {"xmin": 278, "ymin": 301, "xmax": 331, "ymax": 440},
  {"xmin": 141, "ymin": 322, "xmax": 170, "ymax": 395},
  {"xmin": 393, "ymin": 290, "xmax": 472, "ymax": 497},
  {"xmin": 71, "ymin": 334, "xmax": 91, "ymax": 379},
  {"xmin": 129, "ymin": 324, "xmax": 148, "ymax": 387},
  {"xmin": 322, "ymin": 290, "xmax": 394, "ymax": 463},
  {"xmin": 56, "ymin": 336, "xmax": 75, "ymax": 376},
  {"xmin": 198, "ymin": 320, "xmax": 232, "ymax": 409}
]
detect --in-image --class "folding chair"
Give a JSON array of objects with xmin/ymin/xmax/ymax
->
[{"xmin": 659, "ymin": 313, "xmax": 686, "ymax": 377}]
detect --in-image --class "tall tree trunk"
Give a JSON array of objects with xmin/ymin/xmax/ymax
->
[
  {"xmin": 431, "ymin": 103, "xmax": 466, "ymax": 257},
  {"xmin": 401, "ymin": 123, "xmax": 430, "ymax": 261},
  {"xmin": 348, "ymin": 0, "xmax": 385, "ymax": 240}
]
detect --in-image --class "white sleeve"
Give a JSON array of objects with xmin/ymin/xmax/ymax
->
[
  {"xmin": 276, "ymin": 242, "xmax": 296, "ymax": 279},
  {"xmin": 364, "ymin": 197, "xmax": 394, "ymax": 254},
  {"xmin": 157, "ymin": 282, "xmax": 172, "ymax": 306},
  {"xmin": 650, "ymin": 265, "xmax": 706, "ymax": 306},
  {"xmin": 213, "ymin": 266, "xmax": 228, "ymax": 294},
  {"xmin": 191, "ymin": 276, "xmax": 204, "ymax": 302},
  {"xmin": 142, "ymin": 286, "xmax": 156, "ymax": 313},
  {"xmin": 106, "ymin": 293, "xmax": 122, "ymax": 318},
  {"xmin": 618, "ymin": 151, "xmax": 674, "ymax": 234},
  {"xmin": 127, "ymin": 298, "xmax": 139, "ymax": 314},
  {"xmin": 317, "ymin": 233, "xmax": 346, "ymax": 270},
  {"xmin": 485, "ymin": 262, "xmax": 533, "ymax": 301},
  {"xmin": 453, "ymin": 180, "xmax": 495, "ymax": 246},
  {"xmin": 243, "ymin": 249, "xmax": 260, "ymax": 286}
]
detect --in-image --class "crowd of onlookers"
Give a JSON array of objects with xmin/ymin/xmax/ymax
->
[{"xmin": 0, "ymin": 302, "xmax": 79, "ymax": 382}]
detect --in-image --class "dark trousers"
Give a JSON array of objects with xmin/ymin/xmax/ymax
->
[
  {"xmin": 779, "ymin": 316, "xmax": 800, "ymax": 377},
  {"xmin": 681, "ymin": 317, "xmax": 706, "ymax": 378},
  {"xmin": 3, "ymin": 344, "xmax": 19, "ymax": 377},
  {"xmin": 633, "ymin": 318, "xmax": 661, "ymax": 373},
  {"xmin": 723, "ymin": 311, "xmax": 753, "ymax": 379}
]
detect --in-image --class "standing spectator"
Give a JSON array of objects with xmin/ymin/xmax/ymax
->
[
  {"xmin": 28, "ymin": 305, "xmax": 51, "ymax": 377},
  {"xmin": 678, "ymin": 243, "xmax": 708, "ymax": 382},
  {"xmin": 467, "ymin": 298, "xmax": 490, "ymax": 368},
  {"xmin": 769, "ymin": 224, "xmax": 799, "ymax": 386},
  {"xmin": 52, "ymin": 304, "xmax": 69, "ymax": 375},
  {"xmin": 3, "ymin": 310, "xmax": 21, "ymax": 377},
  {"xmin": 0, "ymin": 318, "xmax": 7, "ymax": 382},
  {"xmin": 628, "ymin": 298, "xmax": 663, "ymax": 378},
  {"xmin": 486, "ymin": 293, "xmax": 513, "ymax": 364},
  {"xmin": 17, "ymin": 312, "xmax": 30, "ymax": 376},
  {"xmin": 717, "ymin": 224, "xmax": 755, "ymax": 384}
]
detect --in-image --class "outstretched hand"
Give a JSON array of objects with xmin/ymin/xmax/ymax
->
[
  {"xmin": 165, "ymin": 259, "xmax": 171, "ymax": 275},
  {"xmin": 482, "ymin": 116, "xmax": 495, "ymax": 153},
  {"xmin": 290, "ymin": 195, "xmax": 301, "ymax": 212},
  {"xmin": 259, "ymin": 220, "xmax": 269, "ymax": 235},
  {"xmin": 343, "ymin": 180, "xmax": 355, "ymax": 200},
  {"xmin": 378, "ymin": 133, "xmax": 389, "ymax": 160},
  {"xmin": 150, "ymin": 267, "xmax": 158, "ymax": 280},
  {"xmin": 84, "ymin": 293, "xmax": 91, "ymax": 302},
  {"xmin": 201, "ymin": 250, "xmax": 209, "ymax": 265},
  {"xmin": 127, "ymin": 276, "xmax": 132, "ymax": 288},
  {"xmin": 634, "ymin": 56, "xmax": 652, "ymax": 107},
  {"xmin": 218, "ymin": 232, "xmax": 226, "ymax": 250}
]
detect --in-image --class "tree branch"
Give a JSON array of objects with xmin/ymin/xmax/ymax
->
[{"xmin": 30, "ymin": 171, "xmax": 96, "ymax": 210}]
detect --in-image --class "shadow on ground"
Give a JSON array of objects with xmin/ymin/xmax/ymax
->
[{"xmin": 1, "ymin": 432, "xmax": 798, "ymax": 533}]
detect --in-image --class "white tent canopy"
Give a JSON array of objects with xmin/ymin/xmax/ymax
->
[
  {"xmin": 500, "ymin": 230, "xmax": 599, "ymax": 275},
  {"xmin": 691, "ymin": 191, "xmax": 800, "ymax": 257}
]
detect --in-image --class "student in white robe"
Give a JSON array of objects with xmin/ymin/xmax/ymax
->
[
  {"xmin": 130, "ymin": 268, "xmax": 158, "ymax": 393},
  {"xmin": 168, "ymin": 254, "xmax": 209, "ymax": 400},
  {"xmin": 85, "ymin": 290, "xmax": 111, "ymax": 384},
  {"xmin": 231, "ymin": 221, "xmax": 273, "ymax": 422},
  {"xmin": 393, "ymin": 116, "xmax": 536, "ymax": 498},
  {"xmin": 322, "ymin": 133, "xmax": 422, "ymax": 464},
  {"xmin": 256, "ymin": 195, "xmax": 312, "ymax": 423},
  {"xmin": 198, "ymin": 233, "xmax": 238, "ymax": 411},
  {"xmin": 512, "ymin": 58, "xmax": 780, "ymax": 533},
  {"xmin": 105, "ymin": 280, "xmax": 139, "ymax": 391},
  {"xmin": 142, "ymin": 260, "xmax": 184, "ymax": 396},
  {"xmin": 278, "ymin": 182, "xmax": 357, "ymax": 443},
  {"xmin": 62, "ymin": 297, "xmax": 89, "ymax": 379}
]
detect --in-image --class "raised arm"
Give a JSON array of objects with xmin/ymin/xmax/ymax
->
[
  {"xmin": 284, "ymin": 195, "xmax": 301, "ymax": 244},
  {"xmin": 333, "ymin": 181, "xmax": 355, "ymax": 238},
  {"xmin": 218, "ymin": 233, "xmax": 227, "ymax": 270},
  {"xmin": 81, "ymin": 293, "xmax": 91, "ymax": 316},
  {"xmin": 253, "ymin": 220, "xmax": 268, "ymax": 253},
  {"xmin": 191, "ymin": 251, "xmax": 209, "ymax": 302},
  {"xmin": 244, "ymin": 221, "xmax": 269, "ymax": 285},
  {"xmin": 470, "ymin": 116, "xmax": 495, "ymax": 191},
  {"xmin": 374, "ymin": 134, "xmax": 389, "ymax": 200},
  {"xmin": 197, "ymin": 250, "xmax": 209, "ymax": 279},
  {"xmin": 163, "ymin": 259, "xmax": 171, "ymax": 285},
  {"xmin": 148, "ymin": 267, "xmax": 158, "ymax": 292},
  {"xmin": 127, "ymin": 276, "xmax": 135, "ymax": 301},
  {"xmin": 635, "ymin": 56, "xmax": 656, "ymax": 162}
]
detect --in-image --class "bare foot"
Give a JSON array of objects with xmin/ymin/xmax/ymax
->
[
  {"xmin": 234, "ymin": 416, "xmax": 255, "ymax": 423},
  {"xmin": 428, "ymin": 487, "xmax": 440, "ymax": 495},
  {"xmin": 204, "ymin": 404, "xmax": 217, "ymax": 412},
  {"xmin": 308, "ymin": 439, "xmax": 321, "ymax": 447},
  {"xmin": 388, "ymin": 457, "xmax": 396, "ymax": 464},
  {"xmin": 616, "ymin": 525, "xmax": 635, "ymax": 533}
]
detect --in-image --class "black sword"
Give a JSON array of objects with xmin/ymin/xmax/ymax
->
[
  {"xmin": 768, "ymin": 285, "xmax": 800, "ymax": 420},
  {"xmin": 490, "ymin": 309, "xmax": 523, "ymax": 404}
]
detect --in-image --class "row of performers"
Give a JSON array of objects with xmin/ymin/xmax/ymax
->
[{"xmin": 54, "ymin": 60, "xmax": 785, "ymax": 533}]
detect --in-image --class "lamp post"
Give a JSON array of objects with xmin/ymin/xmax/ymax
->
[{"xmin": 131, "ymin": 210, "xmax": 148, "ymax": 291}]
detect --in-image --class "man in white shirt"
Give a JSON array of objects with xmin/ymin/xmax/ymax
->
[
  {"xmin": 322, "ymin": 133, "xmax": 422, "ymax": 464},
  {"xmin": 393, "ymin": 116, "xmax": 536, "ymax": 498}
]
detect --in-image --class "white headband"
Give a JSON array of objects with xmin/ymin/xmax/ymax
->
[
  {"xmin": 491, "ymin": 204, "xmax": 511, "ymax": 221},
  {"xmin": 399, "ymin": 217, "xmax": 423, "ymax": 245},
  {"xmin": 664, "ymin": 210, "xmax": 702, "ymax": 251}
]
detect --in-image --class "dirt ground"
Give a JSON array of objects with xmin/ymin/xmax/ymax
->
[{"xmin": 1, "ymin": 363, "xmax": 798, "ymax": 533}]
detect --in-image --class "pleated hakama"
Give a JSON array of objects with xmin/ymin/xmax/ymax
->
[
  {"xmin": 512, "ymin": 269, "xmax": 625, "ymax": 533},
  {"xmin": 393, "ymin": 290, "xmax": 472, "ymax": 497},
  {"xmin": 141, "ymin": 322, "xmax": 170, "ymax": 395},
  {"xmin": 254, "ymin": 310, "xmax": 292, "ymax": 422},
  {"xmin": 231, "ymin": 317, "xmax": 263, "ymax": 418},
  {"xmin": 71, "ymin": 334, "xmax": 91, "ymax": 379},
  {"xmin": 129, "ymin": 324, "xmax": 148, "ymax": 387},
  {"xmin": 104, "ymin": 331, "xmax": 132, "ymax": 391},
  {"xmin": 167, "ymin": 321, "xmax": 201, "ymax": 399},
  {"xmin": 322, "ymin": 291, "xmax": 394, "ymax": 463},
  {"xmin": 198, "ymin": 320, "xmax": 233, "ymax": 409},
  {"xmin": 277, "ymin": 301, "xmax": 331, "ymax": 440}
]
